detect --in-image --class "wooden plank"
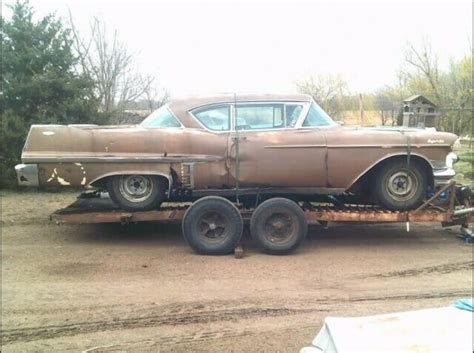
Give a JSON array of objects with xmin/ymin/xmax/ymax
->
[{"xmin": 304, "ymin": 210, "xmax": 407, "ymax": 223}]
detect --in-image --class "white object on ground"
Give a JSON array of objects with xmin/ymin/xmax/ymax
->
[{"xmin": 300, "ymin": 306, "xmax": 473, "ymax": 353}]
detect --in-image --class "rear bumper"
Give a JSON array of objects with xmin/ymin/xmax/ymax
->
[
  {"xmin": 433, "ymin": 167, "xmax": 456, "ymax": 187},
  {"xmin": 15, "ymin": 164, "xmax": 39, "ymax": 186}
]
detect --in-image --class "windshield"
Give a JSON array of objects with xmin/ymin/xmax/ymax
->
[
  {"xmin": 302, "ymin": 102, "xmax": 336, "ymax": 127},
  {"xmin": 140, "ymin": 106, "xmax": 181, "ymax": 128}
]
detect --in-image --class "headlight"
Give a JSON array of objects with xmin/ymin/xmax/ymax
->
[{"xmin": 446, "ymin": 152, "xmax": 459, "ymax": 168}]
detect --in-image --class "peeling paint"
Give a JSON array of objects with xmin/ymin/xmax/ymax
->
[
  {"xmin": 47, "ymin": 168, "xmax": 58, "ymax": 182},
  {"xmin": 57, "ymin": 176, "xmax": 71, "ymax": 185},
  {"xmin": 46, "ymin": 167, "xmax": 72, "ymax": 185}
]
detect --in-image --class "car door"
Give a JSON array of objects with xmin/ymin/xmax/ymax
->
[
  {"xmin": 227, "ymin": 102, "xmax": 327, "ymax": 188},
  {"xmin": 185, "ymin": 104, "xmax": 232, "ymax": 189}
]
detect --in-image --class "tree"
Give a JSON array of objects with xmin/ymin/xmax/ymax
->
[
  {"xmin": 69, "ymin": 15, "xmax": 162, "ymax": 116},
  {"xmin": 373, "ymin": 90, "xmax": 394, "ymax": 125},
  {"xmin": 404, "ymin": 38, "xmax": 442, "ymax": 105},
  {"xmin": 296, "ymin": 74, "xmax": 348, "ymax": 117},
  {"xmin": 400, "ymin": 38, "xmax": 472, "ymax": 134},
  {"xmin": 1, "ymin": 1, "xmax": 102, "ymax": 188}
]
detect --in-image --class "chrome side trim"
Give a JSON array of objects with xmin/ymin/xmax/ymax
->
[
  {"xmin": 22, "ymin": 154, "xmax": 224, "ymax": 164},
  {"xmin": 265, "ymin": 143, "xmax": 451, "ymax": 149},
  {"xmin": 327, "ymin": 144, "xmax": 452, "ymax": 148},
  {"xmin": 264, "ymin": 144, "xmax": 326, "ymax": 149}
]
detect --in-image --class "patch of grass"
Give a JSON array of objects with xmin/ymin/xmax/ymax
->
[{"xmin": 454, "ymin": 143, "xmax": 473, "ymax": 186}]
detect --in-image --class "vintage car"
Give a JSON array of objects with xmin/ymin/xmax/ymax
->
[{"xmin": 15, "ymin": 93, "xmax": 459, "ymax": 211}]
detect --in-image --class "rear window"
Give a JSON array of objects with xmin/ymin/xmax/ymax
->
[
  {"xmin": 192, "ymin": 105, "xmax": 231, "ymax": 131},
  {"xmin": 302, "ymin": 103, "xmax": 335, "ymax": 127},
  {"xmin": 141, "ymin": 106, "xmax": 181, "ymax": 128}
]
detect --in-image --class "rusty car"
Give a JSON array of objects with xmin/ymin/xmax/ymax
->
[{"xmin": 15, "ymin": 93, "xmax": 459, "ymax": 213}]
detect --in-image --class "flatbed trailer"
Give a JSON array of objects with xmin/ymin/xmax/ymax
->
[{"xmin": 51, "ymin": 181, "xmax": 473, "ymax": 255}]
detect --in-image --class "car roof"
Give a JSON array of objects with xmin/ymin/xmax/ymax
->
[{"xmin": 168, "ymin": 93, "xmax": 313, "ymax": 128}]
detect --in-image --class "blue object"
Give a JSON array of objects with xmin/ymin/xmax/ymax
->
[{"xmin": 452, "ymin": 298, "xmax": 473, "ymax": 312}]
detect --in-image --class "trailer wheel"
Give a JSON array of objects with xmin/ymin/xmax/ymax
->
[
  {"xmin": 250, "ymin": 198, "xmax": 307, "ymax": 255},
  {"xmin": 107, "ymin": 175, "xmax": 166, "ymax": 211},
  {"xmin": 182, "ymin": 196, "xmax": 243, "ymax": 255}
]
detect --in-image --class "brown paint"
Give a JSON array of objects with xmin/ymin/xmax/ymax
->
[{"xmin": 21, "ymin": 94, "xmax": 458, "ymax": 196}]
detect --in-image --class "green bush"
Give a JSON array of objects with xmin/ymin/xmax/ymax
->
[{"xmin": 1, "ymin": 1, "xmax": 107, "ymax": 189}]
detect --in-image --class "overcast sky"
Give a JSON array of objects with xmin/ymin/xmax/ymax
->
[{"xmin": 4, "ymin": 0, "xmax": 472, "ymax": 97}]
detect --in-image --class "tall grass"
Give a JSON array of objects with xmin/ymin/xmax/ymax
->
[{"xmin": 454, "ymin": 141, "xmax": 473, "ymax": 186}]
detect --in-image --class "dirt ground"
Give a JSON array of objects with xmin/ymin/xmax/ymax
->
[{"xmin": 1, "ymin": 191, "xmax": 473, "ymax": 352}]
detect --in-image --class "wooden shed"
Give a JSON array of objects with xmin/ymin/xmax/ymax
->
[{"xmin": 402, "ymin": 94, "xmax": 439, "ymax": 128}]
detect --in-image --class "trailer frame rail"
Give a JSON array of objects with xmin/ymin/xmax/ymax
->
[{"xmin": 51, "ymin": 181, "xmax": 472, "ymax": 226}]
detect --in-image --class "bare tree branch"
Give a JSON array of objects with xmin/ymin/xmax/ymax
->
[
  {"xmin": 405, "ymin": 38, "xmax": 442, "ymax": 104},
  {"xmin": 296, "ymin": 73, "xmax": 348, "ymax": 117},
  {"xmin": 68, "ymin": 15, "xmax": 161, "ymax": 114}
]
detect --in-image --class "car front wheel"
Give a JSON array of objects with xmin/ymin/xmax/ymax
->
[
  {"xmin": 107, "ymin": 175, "xmax": 167, "ymax": 211},
  {"xmin": 374, "ymin": 160, "xmax": 427, "ymax": 210}
]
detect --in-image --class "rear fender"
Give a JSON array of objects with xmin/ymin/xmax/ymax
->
[{"xmin": 90, "ymin": 171, "xmax": 173, "ymax": 194}]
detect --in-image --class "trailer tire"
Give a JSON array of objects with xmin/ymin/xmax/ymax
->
[
  {"xmin": 182, "ymin": 196, "xmax": 243, "ymax": 255},
  {"xmin": 107, "ymin": 175, "xmax": 166, "ymax": 211},
  {"xmin": 250, "ymin": 198, "xmax": 307, "ymax": 255}
]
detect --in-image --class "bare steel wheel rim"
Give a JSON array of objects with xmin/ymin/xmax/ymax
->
[
  {"xmin": 119, "ymin": 175, "xmax": 154, "ymax": 203},
  {"xmin": 263, "ymin": 212, "xmax": 297, "ymax": 243},
  {"xmin": 198, "ymin": 211, "xmax": 229, "ymax": 242},
  {"xmin": 386, "ymin": 170, "xmax": 418, "ymax": 202}
]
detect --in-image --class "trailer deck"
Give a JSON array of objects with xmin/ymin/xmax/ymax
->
[{"xmin": 51, "ymin": 181, "xmax": 473, "ymax": 226}]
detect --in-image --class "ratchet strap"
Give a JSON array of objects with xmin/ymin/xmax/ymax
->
[
  {"xmin": 233, "ymin": 93, "xmax": 240, "ymax": 205},
  {"xmin": 405, "ymin": 134, "xmax": 412, "ymax": 221}
]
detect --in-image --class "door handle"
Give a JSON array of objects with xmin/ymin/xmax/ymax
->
[{"xmin": 231, "ymin": 136, "xmax": 247, "ymax": 142}]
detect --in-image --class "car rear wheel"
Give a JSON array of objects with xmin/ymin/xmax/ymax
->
[
  {"xmin": 182, "ymin": 196, "xmax": 243, "ymax": 255},
  {"xmin": 374, "ymin": 160, "xmax": 427, "ymax": 210},
  {"xmin": 107, "ymin": 175, "xmax": 166, "ymax": 211},
  {"xmin": 250, "ymin": 198, "xmax": 307, "ymax": 255}
]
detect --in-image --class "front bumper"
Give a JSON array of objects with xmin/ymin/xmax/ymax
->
[
  {"xmin": 432, "ymin": 152, "xmax": 458, "ymax": 187},
  {"xmin": 15, "ymin": 164, "xmax": 39, "ymax": 186},
  {"xmin": 433, "ymin": 167, "xmax": 456, "ymax": 187}
]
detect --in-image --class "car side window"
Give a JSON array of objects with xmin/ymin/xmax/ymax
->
[
  {"xmin": 193, "ymin": 105, "xmax": 230, "ymax": 131},
  {"xmin": 235, "ymin": 104, "xmax": 284, "ymax": 130},
  {"xmin": 140, "ymin": 107, "xmax": 182, "ymax": 128},
  {"xmin": 302, "ymin": 103, "xmax": 335, "ymax": 127}
]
